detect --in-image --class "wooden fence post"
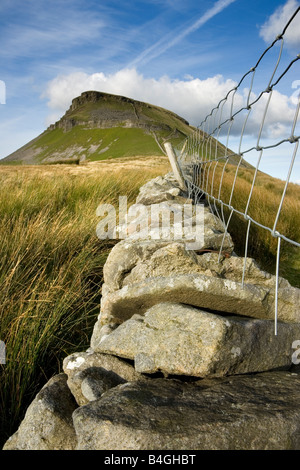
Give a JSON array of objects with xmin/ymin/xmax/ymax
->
[{"xmin": 164, "ymin": 142, "xmax": 186, "ymax": 191}]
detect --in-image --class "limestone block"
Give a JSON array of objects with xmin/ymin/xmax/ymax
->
[
  {"xmin": 98, "ymin": 272, "xmax": 300, "ymax": 328},
  {"xmin": 97, "ymin": 302, "xmax": 300, "ymax": 377},
  {"xmin": 73, "ymin": 372, "xmax": 300, "ymax": 450}
]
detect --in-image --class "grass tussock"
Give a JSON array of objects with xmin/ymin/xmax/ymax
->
[
  {"xmin": 0, "ymin": 156, "xmax": 299, "ymax": 447},
  {"xmin": 0, "ymin": 159, "xmax": 169, "ymax": 447}
]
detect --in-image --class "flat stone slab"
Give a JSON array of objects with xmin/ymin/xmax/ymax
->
[
  {"xmin": 98, "ymin": 272, "xmax": 300, "ymax": 330},
  {"xmin": 96, "ymin": 302, "xmax": 300, "ymax": 377},
  {"xmin": 72, "ymin": 371, "xmax": 300, "ymax": 450}
]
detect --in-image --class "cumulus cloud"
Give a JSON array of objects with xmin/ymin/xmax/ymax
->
[
  {"xmin": 43, "ymin": 68, "xmax": 299, "ymax": 146},
  {"xmin": 245, "ymin": 89, "xmax": 298, "ymax": 140},
  {"xmin": 43, "ymin": 68, "xmax": 237, "ymax": 127},
  {"xmin": 259, "ymin": 0, "xmax": 300, "ymax": 48}
]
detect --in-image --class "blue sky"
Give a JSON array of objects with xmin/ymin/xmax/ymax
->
[{"xmin": 0, "ymin": 0, "xmax": 299, "ymax": 181}]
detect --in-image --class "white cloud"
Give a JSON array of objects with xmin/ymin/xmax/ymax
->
[
  {"xmin": 259, "ymin": 0, "xmax": 300, "ymax": 48},
  {"xmin": 244, "ymin": 89, "xmax": 297, "ymax": 140},
  {"xmin": 43, "ymin": 68, "xmax": 299, "ymax": 146},
  {"xmin": 0, "ymin": 19, "xmax": 105, "ymax": 60},
  {"xmin": 43, "ymin": 68, "xmax": 237, "ymax": 127}
]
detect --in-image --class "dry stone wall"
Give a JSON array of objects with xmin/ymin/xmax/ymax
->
[{"xmin": 3, "ymin": 171, "xmax": 300, "ymax": 450}]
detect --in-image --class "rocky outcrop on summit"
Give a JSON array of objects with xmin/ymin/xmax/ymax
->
[
  {"xmin": 4, "ymin": 169, "xmax": 300, "ymax": 451},
  {"xmin": 53, "ymin": 91, "xmax": 190, "ymax": 132}
]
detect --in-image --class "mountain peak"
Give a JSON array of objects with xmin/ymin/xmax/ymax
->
[
  {"xmin": 3, "ymin": 91, "xmax": 192, "ymax": 164},
  {"xmin": 71, "ymin": 90, "xmax": 141, "ymax": 109},
  {"xmin": 47, "ymin": 90, "xmax": 190, "ymax": 132}
]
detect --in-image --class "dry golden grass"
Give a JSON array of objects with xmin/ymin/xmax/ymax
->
[
  {"xmin": 0, "ymin": 156, "xmax": 298, "ymax": 447},
  {"xmin": 198, "ymin": 162, "xmax": 300, "ymax": 283},
  {"xmin": 0, "ymin": 157, "xmax": 169, "ymax": 447}
]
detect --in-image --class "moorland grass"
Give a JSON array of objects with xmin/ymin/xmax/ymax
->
[
  {"xmin": 0, "ymin": 160, "xmax": 168, "ymax": 447},
  {"xmin": 0, "ymin": 157, "xmax": 299, "ymax": 447},
  {"xmin": 200, "ymin": 162, "xmax": 300, "ymax": 286}
]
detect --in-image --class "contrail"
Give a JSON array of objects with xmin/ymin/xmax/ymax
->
[{"xmin": 129, "ymin": 0, "xmax": 238, "ymax": 67}]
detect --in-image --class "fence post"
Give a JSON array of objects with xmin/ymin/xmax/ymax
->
[{"xmin": 164, "ymin": 142, "xmax": 186, "ymax": 191}]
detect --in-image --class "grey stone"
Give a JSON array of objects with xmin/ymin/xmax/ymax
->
[
  {"xmin": 103, "ymin": 238, "xmax": 289, "ymax": 298},
  {"xmin": 120, "ymin": 242, "xmax": 222, "ymax": 288},
  {"xmin": 195, "ymin": 252, "xmax": 291, "ymax": 288},
  {"xmin": 103, "ymin": 203, "xmax": 235, "ymax": 294},
  {"xmin": 115, "ymin": 200, "xmax": 233, "ymax": 254},
  {"xmin": 72, "ymin": 372, "xmax": 300, "ymax": 450},
  {"xmin": 97, "ymin": 272, "xmax": 300, "ymax": 332},
  {"xmin": 123, "ymin": 248, "xmax": 284, "ymax": 289},
  {"xmin": 97, "ymin": 302, "xmax": 300, "ymax": 377},
  {"xmin": 90, "ymin": 321, "xmax": 118, "ymax": 351},
  {"xmin": 136, "ymin": 175, "xmax": 187, "ymax": 205},
  {"xmin": 63, "ymin": 351, "xmax": 142, "ymax": 406},
  {"xmin": 78, "ymin": 367, "xmax": 126, "ymax": 405},
  {"xmin": 3, "ymin": 374, "xmax": 77, "ymax": 450},
  {"xmin": 117, "ymin": 206, "xmax": 233, "ymax": 253},
  {"xmin": 103, "ymin": 239, "xmax": 170, "ymax": 292}
]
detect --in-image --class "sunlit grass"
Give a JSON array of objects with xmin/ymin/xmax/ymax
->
[
  {"xmin": 199, "ymin": 162, "xmax": 300, "ymax": 285},
  {"xmin": 0, "ymin": 159, "xmax": 169, "ymax": 447},
  {"xmin": 0, "ymin": 156, "xmax": 298, "ymax": 448}
]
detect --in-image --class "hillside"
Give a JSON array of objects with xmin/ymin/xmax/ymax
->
[{"xmin": 2, "ymin": 91, "xmax": 194, "ymax": 165}]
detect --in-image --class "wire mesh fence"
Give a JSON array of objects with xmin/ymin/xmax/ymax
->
[{"xmin": 176, "ymin": 5, "xmax": 300, "ymax": 335}]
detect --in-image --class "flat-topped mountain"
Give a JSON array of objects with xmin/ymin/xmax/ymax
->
[
  {"xmin": 2, "ymin": 91, "xmax": 194, "ymax": 164},
  {"xmin": 54, "ymin": 90, "xmax": 190, "ymax": 131}
]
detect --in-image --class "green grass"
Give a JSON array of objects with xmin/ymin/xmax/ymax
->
[
  {"xmin": 0, "ymin": 160, "xmax": 169, "ymax": 448},
  {"xmin": 30, "ymin": 127, "xmax": 167, "ymax": 162}
]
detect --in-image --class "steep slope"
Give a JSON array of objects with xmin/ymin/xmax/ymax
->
[{"xmin": 2, "ymin": 91, "xmax": 194, "ymax": 164}]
